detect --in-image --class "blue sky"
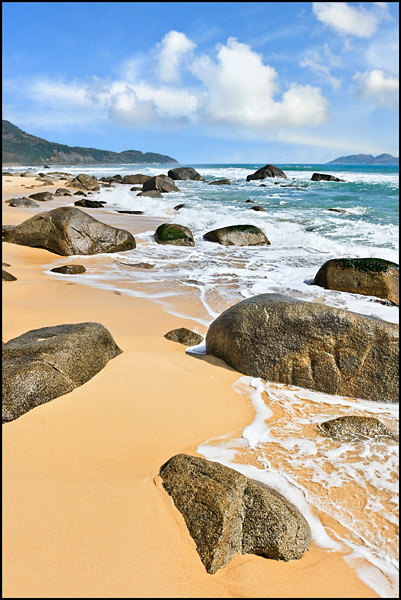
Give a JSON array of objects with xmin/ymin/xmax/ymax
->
[{"xmin": 2, "ymin": 2, "xmax": 399, "ymax": 163}]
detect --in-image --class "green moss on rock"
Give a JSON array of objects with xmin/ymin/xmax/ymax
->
[{"xmin": 334, "ymin": 258, "xmax": 399, "ymax": 273}]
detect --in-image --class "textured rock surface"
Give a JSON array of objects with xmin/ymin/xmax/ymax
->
[
  {"xmin": 209, "ymin": 179, "xmax": 231, "ymax": 185},
  {"xmin": 142, "ymin": 174, "xmax": 180, "ymax": 193},
  {"xmin": 159, "ymin": 454, "xmax": 311, "ymax": 574},
  {"xmin": 50, "ymin": 264, "xmax": 86, "ymax": 274},
  {"xmin": 2, "ymin": 269, "xmax": 17, "ymax": 281},
  {"xmin": 154, "ymin": 223, "xmax": 195, "ymax": 246},
  {"xmin": 319, "ymin": 416, "xmax": 397, "ymax": 441},
  {"xmin": 164, "ymin": 328, "xmax": 203, "ymax": 346},
  {"xmin": 206, "ymin": 293, "xmax": 399, "ymax": 403},
  {"xmin": 203, "ymin": 224, "xmax": 270, "ymax": 246},
  {"xmin": 246, "ymin": 164, "xmax": 287, "ymax": 181},
  {"xmin": 314, "ymin": 258, "xmax": 399, "ymax": 305},
  {"xmin": 311, "ymin": 173, "xmax": 345, "ymax": 182},
  {"xmin": 70, "ymin": 174, "xmax": 100, "ymax": 191},
  {"xmin": 167, "ymin": 167, "xmax": 204, "ymax": 181},
  {"xmin": 28, "ymin": 191, "xmax": 53, "ymax": 202},
  {"xmin": 3, "ymin": 206, "xmax": 136, "ymax": 255},
  {"xmin": 2, "ymin": 322, "xmax": 122, "ymax": 423},
  {"xmin": 122, "ymin": 174, "xmax": 152, "ymax": 185}
]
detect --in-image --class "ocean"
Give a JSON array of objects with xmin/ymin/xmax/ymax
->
[{"xmin": 9, "ymin": 162, "xmax": 400, "ymax": 596}]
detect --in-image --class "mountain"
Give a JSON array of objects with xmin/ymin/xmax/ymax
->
[
  {"xmin": 2, "ymin": 120, "xmax": 178, "ymax": 165},
  {"xmin": 327, "ymin": 153, "xmax": 398, "ymax": 165}
]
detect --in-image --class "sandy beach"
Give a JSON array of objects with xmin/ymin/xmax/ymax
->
[{"xmin": 2, "ymin": 174, "xmax": 380, "ymax": 598}]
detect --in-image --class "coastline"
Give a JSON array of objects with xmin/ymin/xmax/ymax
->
[{"xmin": 2, "ymin": 174, "xmax": 381, "ymax": 598}]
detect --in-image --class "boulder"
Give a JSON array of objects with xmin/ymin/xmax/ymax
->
[
  {"xmin": 205, "ymin": 293, "xmax": 399, "ymax": 403},
  {"xmin": 209, "ymin": 179, "xmax": 231, "ymax": 185},
  {"xmin": 2, "ymin": 225, "xmax": 15, "ymax": 238},
  {"xmin": 73, "ymin": 190, "xmax": 87, "ymax": 196},
  {"xmin": 50, "ymin": 264, "xmax": 86, "ymax": 274},
  {"xmin": 311, "ymin": 173, "xmax": 345, "ymax": 182},
  {"xmin": 2, "ymin": 269, "xmax": 17, "ymax": 281},
  {"xmin": 159, "ymin": 454, "xmax": 311, "ymax": 574},
  {"xmin": 6, "ymin": 197, "xmax": 39, "ymax": 208},
  {"xmin": 2, "ymin": 322, "xmax": 122, "ymax": 423},
  {"xmin": 168, "ymin": 167, "xmax": 204, "ymax": 181},
  {"xmin": 203, "ymin": 225, "xmax": 270, "ymax": 246},
  {"xmin": 142, "ymin": 175, "xmax": 180, "ymax": 193},
  {"xmin": 70, "ymin": 174, "xmax": 100, "ymax": 191},
  {"xmin": 122, "ymin": 174, "xmax": 152, "ymax": 185},
  {"xmin": 319, "ymin": 416, "xmax": 397, "ymax": 441},
  {"xmin": 164, "ymin": 328, "xmax": 203, "ymax": 346},
  {"xmin": 129, "ymin": 186, "xmax": 142, "ymax": 191},
  {"xmin": 246, "ymin": 164, "xmax": 287, "ymax": 181},
  {"xmin": 54, "ymin": 188, "xmax": 72, "ymax": 196},
  {"xmin": 3, "ymin": 206, "xmax": 136, "ymax": 255},
  {"xmin": 313, "ymin": 258, "xmax": 399, "ymax": 305},
  {"xmin": 154, "ymin": 223, "xmax": 195, "ymax": 246},
  {"xmin": 74, "ymin": 199, "xmax": 107, "ymax": 208},
  {"xmin": 249, "ymin": 205, "xmax": 266, "ymax": 212},
  {"xmin": 28, "ymin": 191, "xmax": 53, "ymax": 202}
]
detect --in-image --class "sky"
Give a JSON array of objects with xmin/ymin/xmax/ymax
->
[{"xmin": 2, "ymin": 2, "xmax": 399, "ymax": 163}]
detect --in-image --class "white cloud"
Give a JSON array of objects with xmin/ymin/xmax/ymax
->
[
  {"xmin": 191, "ymin": 37, "xmax": 328, "ymax": 130},
  {"xmin": 353, "ymin": 69, "xmax": 399, "ymax": 108},
  {"xmin": 366, "ymin": 35, "xmax": 399, "ymax": 75},
  {"xmin": 313, "ymin": 2, "xmax": 390, "ymax": 38},
  {"xmin": 155, "ymin": 30, "xmax": 196, "ymax": 82}
]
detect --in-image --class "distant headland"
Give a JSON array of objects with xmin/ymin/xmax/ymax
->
[
  {"xmin": 327, "ymin": 153, "xmax": 398, "ymax": 165},
  {"xmin": 2, "ymin": 120, "xmax": 178, "ymax": 165}
]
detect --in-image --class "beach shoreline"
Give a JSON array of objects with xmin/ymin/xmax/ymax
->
[{"xmin": 2, "ymin": 173, "xmax": 384, "ymax": 597}]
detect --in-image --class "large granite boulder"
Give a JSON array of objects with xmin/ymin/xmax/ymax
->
[
  {"xmin": 314, "ymin": 258, "xmax": 399, "ymax": 305},
  {"xmin": 3, "ymin": 206, "xmax": 136, "ymax": 255},
  {"xmin": 2, "ymin": 322, "xmax": 122, "ymax": 423},
  {"xmin": 311, "ymin": 173, "xmax": 345, "ymax": 182},
  {"xmin": 206, "ymin": 294, "xmax": 399, "ymax": 403},
  {"xmin": 142, "ymin": 174, "xmax": 180, "ymax": 193},
  {"xmin": 319, "ymin": 416, "xmax": 397, "ymax": 441},
  {"xmin": 246, "ymin": 164, "xmax": 287, "ymax": 181},
  {"xmin": 159, "ymin": 454, "xmax": 311, "ymax": 574},
  {"xmin": 122, "ymin": 174, "xmax": 152, "ymax": 185},
  {"xmin": 70, "ymin": 174, "xmax": 100, "ymax": 191},
  {"xmin": 154, "ymin": 223, "xmax": 194, "ymax": 246},
  {"xmin": 203, "ymin": 225, "xmax": 270, "ymax": 246},
  {"xmin": 167, "ymin": 167, "xmax": 204, "ymax": 181}
]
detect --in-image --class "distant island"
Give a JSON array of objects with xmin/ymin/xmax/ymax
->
[
  {"xmin": 327, "ymin": 153, "xmax": 398, "ymax": 165},
  {"xmin": 2, "ymin": 120, "xmax": 178, "ymax": 165}
]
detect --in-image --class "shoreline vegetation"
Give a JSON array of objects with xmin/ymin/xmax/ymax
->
[{"xmin": 2, "ymin": 167, "xmax": 396, "ymax": 598}]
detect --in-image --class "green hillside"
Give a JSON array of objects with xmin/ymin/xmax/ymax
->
[{"xmin": 2, "ymin": 120, "xmax": 178, "ymax": 165}]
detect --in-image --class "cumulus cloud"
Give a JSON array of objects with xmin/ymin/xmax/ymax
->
[
  {"xmin": 313, "ymin": 2, "xmax": 390, "ymax": 38},
  {"xmin": 353, "ymin": 69, "xmax": 399, "ymax": 108},
  {"xmin": 155, "ymin": 30, "xmax": 196, "ymax": 82},
  {"xmin": 191, "ymin": 37, "xmax": 328, "ymax": 130}
]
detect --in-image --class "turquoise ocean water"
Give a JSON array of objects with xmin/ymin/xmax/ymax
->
[{"xmin": 7, "ymin": 162, "xmax": 399, "ymax": 596}]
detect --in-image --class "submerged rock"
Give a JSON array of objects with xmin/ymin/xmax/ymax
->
[
  {"xmin": 205, "ymin": 293, "xmax": 399, "ymax": 403},
  {"xmin": 319, "ymin": 416, "xmax": 397, "ymax": 441},
  {"xmin": 2, "ymin": 322, "xmax": 122, "ymax": 423},
  {"xmin": 209, "ymin": 179, "xmax": 231, "ymax": 185},
  {"xmin": 246, "ymin": 164, "xmax": 287, "ymax": 181},
  {"xmin": 137, "ymin": 190, "xmax": 163, "ymax": 198},
  {"xmin": 203, "ymin": 224, "xmax": 270, "ymax": 246},
  {"xmin": 154, "ymin": 223, "xmax": 195, "ymax": 246},
  {"xmin": 314, "ymin": 258, "xmax": 399, "ymax": 305},
  {"xmin": 159, "ymin": 454, "xmax": 311, "ymax": 574},
  {"xmin": 3, "ymin": 206, "xmax": 136, "ymax": 255},
  {"xmin": 164, "ymin": 328, "xmax": 203, "ymax": 346}
]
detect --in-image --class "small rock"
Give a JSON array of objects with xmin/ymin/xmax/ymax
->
[
  {"xmin": 50, "ymin": 265, "xmax": 86, "ymax": 275},
  {"xmin": 164, "ymin": 328, "xmax": 204, "ymax": 346}
]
